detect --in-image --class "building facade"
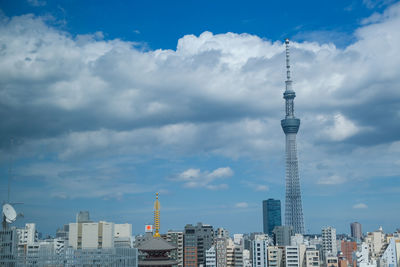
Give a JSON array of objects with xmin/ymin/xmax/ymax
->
[
  {"xmin": 322, "ymin": 227, "xmax": 337, "ymax": 260},
  {"xmin": 263, "ymin": 199, "xmax": 282, "ymax": 236},
  {"xmin": 350, "ymin": 222, "xmax": 362, "ymax": 242}
]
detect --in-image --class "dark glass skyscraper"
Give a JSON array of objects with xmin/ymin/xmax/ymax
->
[{"xmin": 262, "ymin": 199, "xmax": 282, "ymax": 235}]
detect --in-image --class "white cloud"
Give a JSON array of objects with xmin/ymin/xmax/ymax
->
[
  {"xmin": 1, "ymin": 2, "xmax": 400, "ymax": 196},
  {"xmin": 317, "ymin": 175, "xmax": 346, "ymax": 185},
  {"xmin": 235, "ymin": 202, "xmax": 249, "ymax": 208},
  {"xmin": 174, "ymin": 167, "xmax": 233, "ymax": 189},
  {"xmin": 323, "ymin": 113, "xmax": 360, "ymax": 141},
  {"xmin": 353, "ymin": 203, "xmax": 368, "ymax": 209}
]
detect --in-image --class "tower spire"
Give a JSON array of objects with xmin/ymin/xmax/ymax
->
[
  {"xmin": 281, "ymin": 38, "xmax": 305, "ymax": 234},
  {"xmin": 285, "ymin": 38, "xmax": 291, "ymax": 82},
  {"xmin": 153, "ymin": 192, "xmax": 161, "ymax": 238}
]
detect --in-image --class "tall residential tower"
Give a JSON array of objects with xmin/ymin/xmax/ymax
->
[{"xmin": 281, "ymin": 39, "xmax": 305, "ymax": 234}]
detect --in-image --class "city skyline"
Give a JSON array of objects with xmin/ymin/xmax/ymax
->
[{"xmin": 0, "ymin": 0, "xmax": 400, "ymax": 236}]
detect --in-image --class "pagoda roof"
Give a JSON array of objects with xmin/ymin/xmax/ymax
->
[{"xmin": 137, "ymin": 237, "xmax": 177, "ymax": 251}]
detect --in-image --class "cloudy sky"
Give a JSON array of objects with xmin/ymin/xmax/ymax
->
[{"xmin": 0, "ymin": 0, "xmax": 399, "ymax": 236}]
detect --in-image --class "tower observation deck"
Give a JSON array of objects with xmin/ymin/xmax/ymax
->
[{"xmin": 281, "ymin": 39, "xmax": 305, "ymax": 234}]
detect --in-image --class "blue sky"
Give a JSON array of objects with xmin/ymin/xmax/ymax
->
[{"xmin": 0, "ymin": 0, "xmax": 399, "ymax": 236}]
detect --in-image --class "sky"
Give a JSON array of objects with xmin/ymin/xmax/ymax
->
[{"xmin": 0, "ymin": 0, "xmax": 399, "ymax": 236}]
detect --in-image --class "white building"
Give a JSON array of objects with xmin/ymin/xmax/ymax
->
[
  {"xmin": 365, "ymin": 227, "xmax": 386, "ymax": 260},
  {"xmin": 322, "ymin": 227, "xmax": 337, "ymax": 260},
  {"xmin": 206, "ymin": 246, "xmax": 216, "ymax": 267},
  {"xmin": 285, "ymin": 246, "xmax": 300, "ymax": 267},
  {"xmin": 305, "ymin": 247, "xmax": 320, "ymax": 267},
  {"xmin": 252, "ymin": 235, "xmax": 269, "ymax": 267},
  {"xmin": 356, "ymin": 242, "xmax": 377, "ymax": 267},
  {"xmin": 379, "ymin": 238, "xmax": 398, "ymax": 267},
  {"xmin": 69, "ymin": 221, "xmax": 114, "ymax": 249},
  {"xmin": 17, "ymin": 223, "xmax": 37, "ymax": 246},
  {"xmin": 114, "ymin": 223, "xmax": 133, "ymax": 248},
  {"xmin": 242, "ymin": 249, "xmax": 252, "ymax": 267}
]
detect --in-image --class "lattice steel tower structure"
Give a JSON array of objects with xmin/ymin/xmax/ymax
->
[{"xmin": 281, "ymin": 39, "xmax": 305, "ymax": 234}]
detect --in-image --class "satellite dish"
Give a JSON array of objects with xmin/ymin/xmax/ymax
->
[{"xmin": 3, "ymin": 203, "xmax": 17, "ymax": 223}]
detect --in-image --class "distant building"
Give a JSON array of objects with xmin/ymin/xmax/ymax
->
[
  {"xmin": 0, "ymin": 228, "xmax": 18, "ymax": 265},
  {"xmin": 274, "ymin": 226, "xmax": 293, "ymax": 246},
  {"xmin": 76, "ymin": 211, "xmax": 91, "ymax": 223},
  {"xmin": 263, "ymin": 199, "xmax": 282, "ymax": 236},
  {"xmin": 114, "ymin": 223, "xmax": 133, "ymax": 248},
  {"xmin": 206, "ymin": 246, "xmax": 216, "ymax": 267},
  {"xmin": 251, "ymin": 235, "xmax": 269, "ymax": 267},
  {"xmin": 326, "ymin": 256, "xmax": 339, "ymax": 267},
  {"xmin": 165, "ymin": 230, "xmax": 184, "ymax": 267},
  {"xmin": 305, "ymin": 247, "xmax": 320, "ymax": 267},
  {"xmin": 184, "ymin": 223, "xmax": 214, "ymax": 267},
  {"xmin": 284, "ymin": 246, "xmax": 300, "ymax": 267},
  {"xmin": 17, "ymin": 223, "xmax": 37, "ymax": 246},
  {"xmin": 322, "ymin": 227, "xmax": 337, "ymax": 260},
  {"xmin": 340, "ymin": 240, "xmax": 357, "ymax": 266},
  {"xmin": 350, "ymin": 222, "xmax": 362, "ymax": 241},
  {"xmin": 268, "ymin": 246, "xmax": 284, "ymax": 267},
  {"xmin": 69, "ymin": 221, "xmax": 114, "ymax": 249},
  {"xmin": 364, "ymin": 227, "xmax": 386, "ymax": 259},
  {"xmin": 379, "ymin": 237, "xmax": 397, "ymax": 267}
]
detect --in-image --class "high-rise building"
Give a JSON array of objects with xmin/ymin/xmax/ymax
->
[
  {"xmin": 184, "ymin": 223, "xmax": 214, "ymax": 267},
  {"xmin": 350, "ymin": 222, "xmax": 362, "ymax": 241},
  {"xmin": 263, "ymin": 199, "xmax": 282, "ymax": 236},
  {"xmin": 281, "ymin": 39, "xmax": 305, "ymax": 234},
  {"xmin": 322, "ymin": 227, "xmax": 337, "ymax": 260},
  {"xmin": 273, "ymin": 226, "xmax": 293, "ymax": 246}
]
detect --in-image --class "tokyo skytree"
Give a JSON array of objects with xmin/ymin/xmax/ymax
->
[{"xmin": 281, "ymin": 39, "xmax": 305, "ymax": 234}]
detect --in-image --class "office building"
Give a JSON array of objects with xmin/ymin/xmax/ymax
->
[
  {"xmin": 263, "ymin": 199, "xmax": 282, "ymax": 236},
  {"xmin": 184, "ymin": 223, "xmax": 214, "ymax": 267},
  {"xmin": 350, "ymin": 222, "xmax": 362, "ymax": 241},
  {"xmin": 274, "ymin": 226, "xmax": 293, "ymax": 246},
  {"xmin": 69, "ymin": 221, "xmax": 114, "ymax": 249}
]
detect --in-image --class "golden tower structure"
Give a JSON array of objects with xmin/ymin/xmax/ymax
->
[{"xmin": 153, "ymin": 192, "xmax": 161, "ymax": 238}]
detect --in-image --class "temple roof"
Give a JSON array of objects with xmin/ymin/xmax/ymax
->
[{"xmin": 137, "ymin": 237, "xmax": 177, "ymax": 251}]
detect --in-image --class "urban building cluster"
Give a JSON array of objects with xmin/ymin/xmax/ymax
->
[{"xmin": 1, "ymin": 194, "xmax": 400, "ymax": 267}]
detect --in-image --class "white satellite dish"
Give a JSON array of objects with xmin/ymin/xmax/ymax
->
[{"xmin": 2, "ymin": 203, "xmax": 17, "ymax": 223}]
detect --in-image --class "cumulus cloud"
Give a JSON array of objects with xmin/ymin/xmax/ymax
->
[
  {"xmin": 353, "ymin": 203, "xmax": 368, "ymax": 209},
  {"xmin": 321, "ymin": 113, "xmax": 360, "ymax": 141},
  {"xmin": 1, "ymin": 3, "xmax": 400, "ymax": 198},
  {"xmin": 173, "ymin": 167, "xmax": 233, "ymax": 189}
]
